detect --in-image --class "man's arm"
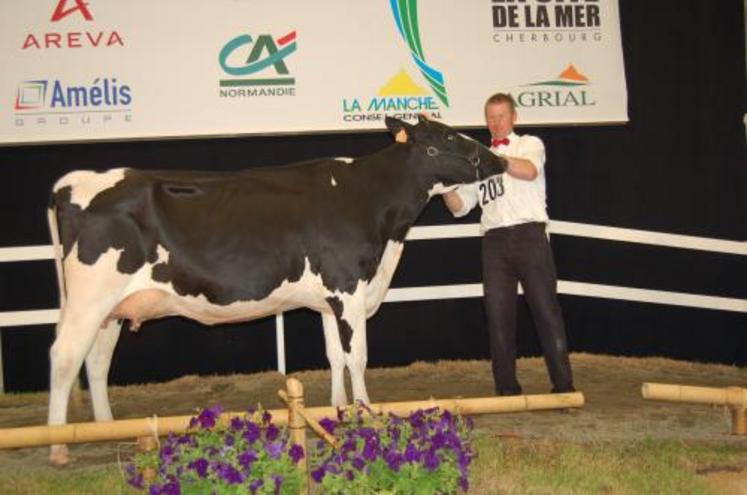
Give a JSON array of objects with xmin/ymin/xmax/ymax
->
[
  {"xmin": 505, "ymin": 156, "xmax": 538, "ymax": 181},
  {"xmin": 504, "ymin": 135, "xmax": 545, "ymax": 181}
]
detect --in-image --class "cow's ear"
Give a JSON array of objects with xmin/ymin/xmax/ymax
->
[{"xmin": 385, "ymin": 116, "xmax": 413, "ymax": 143}]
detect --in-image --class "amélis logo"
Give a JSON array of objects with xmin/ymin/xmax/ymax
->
[
  {"xmin": 22, "ymin": 0, "xmax": 124, "ymax": 50},
  {"xmin": 514, "ymin": 64, "xmax": 596, "ymax": 108},
  {"xmin": 342, "ymin": 68, "xmax": 441, "ymax": 123},
  {"xmin": 218, "ymin": 31, "xmax": 297, "ymax": 98},
  {"xmin": 13, "ymin": 77, "xmax": 133, "ymax": 127}
]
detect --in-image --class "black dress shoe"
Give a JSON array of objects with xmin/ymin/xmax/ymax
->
[
  {"xmin": 496, "ymin": 386, "xmax": 523, "ymax": 396},
  {"xmin": 551, "ymin": 385, "xmax": 576, "ymax": 394}
]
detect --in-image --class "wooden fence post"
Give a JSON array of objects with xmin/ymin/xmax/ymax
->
[{"xmin": 285, "ymin": 377, "xmax": 309, "ymax": 495}]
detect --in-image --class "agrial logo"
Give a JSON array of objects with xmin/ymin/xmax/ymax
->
[
  {"xmin": 218, "ymin": 31, "xmax": 297, "ymax": 98},
  {"xmin": 22, "ymin": 0, "xmax": 125, "ymax": 50},
  {"xmin": 514, "ymin": 64, "xmax": 596, "ymax": 107}
]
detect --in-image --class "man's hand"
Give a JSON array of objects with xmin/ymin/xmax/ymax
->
[{"xmin": 442, "ymin": 190, "xmax": 464, "ymax": 214}]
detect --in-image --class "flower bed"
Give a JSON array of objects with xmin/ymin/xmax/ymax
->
[
  {"xmin": 311, "ymin": 404, "xmax": 474, "ymax": 494},
  {"xmin": 127, "ymin": 404, "xmax": 473, "ymax": 494},
  {"xmin": 127, "ymin": 406, "xmax": 305, "ymax": 495}
]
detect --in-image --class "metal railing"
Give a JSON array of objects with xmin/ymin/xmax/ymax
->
[{"xmin": 1, "ymin": 220, "xmax": 745, "ymax": 393}]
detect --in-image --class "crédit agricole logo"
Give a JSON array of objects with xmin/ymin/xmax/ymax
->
[{"xmin": 218, "ymin": 31, "xmax": 297, "ymax": 98}]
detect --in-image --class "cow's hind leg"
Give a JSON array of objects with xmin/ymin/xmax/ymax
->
[
  {"xmin": 85, "ymin": 319, "xmax": 122, "ymax": 421},
  {"xmin": 48, "ymin": 305, "xmax": 113, "ymax": 465},
  {"xmin": 321, "ymin": 313, "xmax": 348, "ymax": 407}
]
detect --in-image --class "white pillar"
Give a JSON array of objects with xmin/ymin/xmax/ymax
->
[
  {"xmin": 275, "ymin": 313, "xmax": 286, "ymax": 375},
  {"xmin": 0, "ymin": 329, "xmax": 4, "ymax": 394}
]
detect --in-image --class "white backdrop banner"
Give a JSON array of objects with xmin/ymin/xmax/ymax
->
[{"xmin": 0, "ymin": 0, "xmax": 628, "ymax": 144}]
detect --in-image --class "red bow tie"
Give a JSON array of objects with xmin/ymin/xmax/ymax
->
[{"xmin": 491, "ymin": 137, "xmax": 510, "ymax": 147}]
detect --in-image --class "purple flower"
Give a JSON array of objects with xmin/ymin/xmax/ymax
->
[
  {"xmin": 176, "ymin": 434, "xmax": 192, "ymax": 446},
  {"xmin": 188, "ymin": 458, "xmax": 209, "ymax": 478},
  {"xmin": 243, "ymin": 422, "xmax": 261, "ymax": 443},
  {"xmin": 423, "ymin": 449, "xmax": 441, "ymax": 471},
  {"xmin": 213, "ymin": 462, "xmax": 243, "ymax": 484},
  {"xmin": 150, "ymin": 478, "xmax": 180, "ymax": 495},
  {"xmin": 262, "ymin": 410, "xmax": 272, "ymax": 425},
  {"xmin": 238, "ymin": 450, "xmax": 258, "ymax": 469},
  {"xmin": 341, "ymin": 438, "xmax": 357, "ymax": 455},
  {"xmin": 357, "ymin": 426, "xmax": 376, "ymax": 439},
  {"xmin": 319, "ymin": 417, "xmax": 337, "ymax": 434},
  {"xmin": 265, "ymin": 441, "xmax": 283, "ymax": 459},
  {"xmin": 126, "ymin": 469, "xmax": 144, "ymax": 490},
  {"xmin": 289, "ymin": 444, "xmax": 305, "ymax": 463},
  {"xmin": 311, "ymin": 466, "xmax": 327, "ymax": 483},
  {"xmin": 458, "ymin": 450, "xmax": 471, "ymax": 472},
  {"xmin": 265, "ymin": 424, "xmax": 279, "ymax": 441},
  {"xmin": 273, "ymin": 474, "xmax": 284, "ymax": 493},
  {"xmin": 384, "ymin": 450, "xmax": 404, "ymax": 472},
  {"xmin": 159, "ymin": 445, "xmax": 177, "ymax": 466},
  {"xmin": 230, "ymin": 417, "xmax": 244, "ymax": 432},
  {"xmin": 404, "ymin": 443, "xmax": 421, "ymax": 463},
  {"xmin": 192, "ymin": 405, "xmax": 223, "ymax": 429},
  {"xmin": 389, "ymin": 425, "xmax": 402, "ymax": 441},
  {"xmin": 224, "ymin": 434, "xmax": 235, "ymax": 447},
  {"xmin": 249, "ymin": 478, "xmax": 264, "ymax": 494},
  {"xmin": 431, "ymin": 431, "xmax": 447, "ymax": 449},
  {"xmin": 352, "ymin": 456, "xmax": 366, "ymax": 471},
  {"xmin": 362, "ymin": 438, "xmax": 378, "ymax": 461},
  {"xmin": 459, "ymin": 476, "xmax": 469, "ymax": 492},
  {"xmin": 409, "ymin": 410, "xmax": 425, "ymax": 429}
]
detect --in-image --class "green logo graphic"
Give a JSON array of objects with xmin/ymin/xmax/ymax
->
[{"xmin": 390, "ymin": 0, "xmax": 449, "ymax": 107}]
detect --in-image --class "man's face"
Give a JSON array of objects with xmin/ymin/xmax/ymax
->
[{"xmin": 485, "ymin": 102, "xmax": 517, "ymax": 140}]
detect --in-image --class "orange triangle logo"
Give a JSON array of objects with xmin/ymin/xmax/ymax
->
[{"xmin": 558, "ymin": 64, "xmax": 588, "ymax": 82}]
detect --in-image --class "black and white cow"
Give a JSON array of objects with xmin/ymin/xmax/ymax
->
[{"xmin": 45, "ymin": 116, "xmax": 506, "ymax": 464}]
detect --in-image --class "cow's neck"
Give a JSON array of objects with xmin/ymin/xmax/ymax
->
[{"xmin": 358, "ymin": 143, "xmax": 439, "ymax": 242}]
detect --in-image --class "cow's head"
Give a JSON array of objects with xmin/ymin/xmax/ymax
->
[{"xmin": 386, "ymin": 115, "xmax": 507, "ymax": 193}]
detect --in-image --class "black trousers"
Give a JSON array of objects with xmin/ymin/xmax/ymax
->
[{"xmin": 482, "ymin": 222, "xmax": 574, "ymax": 395}]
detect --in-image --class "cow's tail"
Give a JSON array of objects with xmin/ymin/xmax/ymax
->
[{"xmin": 47, "ymin": 196, "xmax": 66, "ymax": 312}]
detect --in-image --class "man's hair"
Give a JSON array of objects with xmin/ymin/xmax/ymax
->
[{"xmin": 484, "ymin": 93, "xmax": 516, "ymax": 113}]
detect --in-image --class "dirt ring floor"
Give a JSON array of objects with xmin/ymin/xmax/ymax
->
[{"xmin": 1, "ymin": 353, "xmax": 746, "ymax": 490}]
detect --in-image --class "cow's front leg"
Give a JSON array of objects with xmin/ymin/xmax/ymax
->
[
  {"xmin": 346, "ymin": 315, "xmax": 370, "ymax": 405},
  {"xmin": 327, "ymin": 294, "xmax": 370, "ymax": 405},
  {"xmin": 321, "ymin": 313, "xmax": 348, "ymax": 407}
]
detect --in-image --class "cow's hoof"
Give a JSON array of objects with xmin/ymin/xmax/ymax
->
[{"xmin": 49, "ymin": 444, "xmax": 70, "ymax": 466}]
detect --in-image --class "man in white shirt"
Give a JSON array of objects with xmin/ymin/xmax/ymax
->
[{"xmin": 443, "ymin": 93, "xmax": 574, "ymax": 396}]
